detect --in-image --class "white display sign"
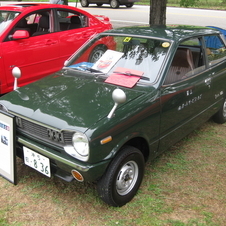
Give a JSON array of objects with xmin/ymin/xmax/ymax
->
[
  {"xmin": 92, "ymin": 50, "xmax": 124, "ymax": 73},
  {"xmin": 0, "ymin": 111, "xmax": 16, "ymax": 184}
]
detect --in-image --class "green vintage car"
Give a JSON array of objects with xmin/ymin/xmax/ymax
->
[{"xmin": 0, "ymin": 25, "xmax": 226, "ymax": 207}]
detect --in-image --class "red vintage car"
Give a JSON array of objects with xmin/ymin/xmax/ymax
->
[{"xmin": 0, "ymin": 3, "xmax": 112, "ymax": 94}]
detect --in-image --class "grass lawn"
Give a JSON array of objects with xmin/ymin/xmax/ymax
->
[
  {"xmin": 0, "ymin": 119, "xmax": 225, "ymax": 225},
  {"xmin": 142, "ymin": 0, "xmax": 226, "ymax": 10},
  {"xmin": 0, "ymin": 1, "xmax": 225, "ymax": 225}
]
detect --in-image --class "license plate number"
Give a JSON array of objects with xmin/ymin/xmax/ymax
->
[{"xmin": 23, "ymin": 147, "xmax": 51, "ymax": 177}]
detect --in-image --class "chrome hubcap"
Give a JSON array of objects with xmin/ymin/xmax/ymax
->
[
  {"xmin": 111, "ymin": 0, "xmax": 117, "ymax": 7},
  {"xmin": 91, "ymin": 50, "xmax": 104, "ymax": 63}
]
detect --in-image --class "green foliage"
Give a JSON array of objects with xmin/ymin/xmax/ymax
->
[{"xmin": 180, "ymin": 0, "xmax": 199, "ymax": 7}]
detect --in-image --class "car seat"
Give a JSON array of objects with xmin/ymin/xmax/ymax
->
[
  {"xmin": 68, "ymin": 16, "xmax": 81, "ymax": 29},
  {"xmin": 32, "ymin": 15, "xmax": 49, "ymax": 36},
  {"xmin": 164, "ymin": 48, "xmax": 195, "ymax": 84}
]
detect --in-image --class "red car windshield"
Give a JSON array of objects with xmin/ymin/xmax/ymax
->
[{"xmin": 0, "ymin": 10, "xmax": 20, "ymax": 33}]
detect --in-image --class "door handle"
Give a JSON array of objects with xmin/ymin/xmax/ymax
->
[
  {"xmin": 205, "ymin": 77, "xmax": 212, "ymax": 86},
  {"xmin": 45, "ymin": 39, "xmax": 57, "ymax": 45}
]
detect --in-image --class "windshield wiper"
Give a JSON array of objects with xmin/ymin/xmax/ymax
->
[
  {"xmin": 79, "ymin": 66, "xmax": 104, "ymax": 74},
  {"xmin": 113, "ymin": 71, "xmax": 149, "ymax": 81}
]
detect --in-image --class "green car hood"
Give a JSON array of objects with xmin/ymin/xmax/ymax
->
[{"xmin": 0, "ymin": 72, "xmax": 145, "ymax": 133}]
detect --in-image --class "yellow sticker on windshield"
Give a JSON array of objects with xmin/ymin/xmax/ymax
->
[
  {"xmin": 124, "ymin": 37, "xmax": 132, "ymax": 42},
  {"xmin": 162, "ymin": 42, "xmax": 170, "ymax": 48}
]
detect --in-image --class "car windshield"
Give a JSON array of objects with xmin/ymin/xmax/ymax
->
[
  {"xmin": 0, "ymin": 10, "xmax": 20, "ymax": 33},
  {"xmin": 66, "ymin": 34, "xmax": 171, "ymax": 84}
]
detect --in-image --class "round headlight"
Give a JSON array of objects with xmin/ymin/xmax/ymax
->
[
  {"xmin": 72, "ymin": 132, "xmax": 89, "ymax": 157},
  {"xmin": 0, "ymin": 104, "xmax": 8, "ymax": 112}
]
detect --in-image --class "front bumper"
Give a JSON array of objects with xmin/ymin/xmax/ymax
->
[{"xmin": 16, "ymin": 135, "xmax": 111, "ymax": 183}]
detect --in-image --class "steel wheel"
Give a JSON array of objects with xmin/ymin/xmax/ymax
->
[
  {"xmin": 110, "ymin": 0, "xmax": 119, "ymax": 8},
  {"xmin": 222, "ymin": 100, "xmax": 226, "ymax": 118},
  {"xmin": 116, "ymin": 160, "xmax": 139, "ymax": 196},
  {"xmin": 80, "ymin": 0, "xmax": 89, "ymax": 7},
  {"xmin": 97, "ymin": 146, "xmax": 145, "ymax": 207},
  {"xmin": 213, "ymin": 98, "xmax": 226, "ymax": 124},
  {"xmin": 88, "ymin": 45, "xmax": 107, "ymax": 63}
]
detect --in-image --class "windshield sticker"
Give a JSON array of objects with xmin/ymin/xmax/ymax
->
[
  {"xmin": 162, "ymin": 42, "xmax": 170, "ymax": 48},
  {"xmin": 123, "ymin": 37, "xmax": 132, "ymax": 43},
  {"xmin": 92, "ymin": 50, "xmax": 123, "ymax": 73}
]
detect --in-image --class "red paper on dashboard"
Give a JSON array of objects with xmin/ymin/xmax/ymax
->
[
  {"xmin": 105, "ymin": 73, "xmax": 140, "ymax": 88},
  {"xmin": 105, "ymin": 67, "xmax": 144, "ymax": 88}
]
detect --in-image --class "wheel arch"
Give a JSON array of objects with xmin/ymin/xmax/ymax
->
[
  {"xmin": 110, "ymin": 135, "xmax": 150, "ymax": 163},
  {"xmin": 124, "ymin": 137, "xmax": 149, "ymax": 162}
]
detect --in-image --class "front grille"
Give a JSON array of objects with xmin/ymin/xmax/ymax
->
[{"xmin": 16, "ymin": 117, "xmax": 73, "ymax": 147}]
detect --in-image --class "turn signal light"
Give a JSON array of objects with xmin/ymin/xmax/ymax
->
[
  {"xmin": 100, "ymin": 136, "xmax": 112, "ymax": 144},
  {"xmin": 71, "ymin": 170, "xmax": 84, "ymax": 182}
]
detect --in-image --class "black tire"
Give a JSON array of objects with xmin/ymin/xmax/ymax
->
[
  {"xmin": 212, "ymin": 98, "xmax": 226, "ymax": 124},
  {"xmin": 96, "ymin": 3, "xmax": 103, "ymax": 6},
  {"xmin": 110, "ymin": 0, "xmax": 120, "ymax": 8},
  {"xmin": 88, "ymin": 45, "xmax": 107, "ymax": 63},
  {"xmin": 97, "ymin": 146, "xmax": 145, "ymax": 207},
  {"xmin": 125, "ymin": 3, "xmax": 134, "ymax": 7},
  {"xmin": 80, "ymin": 0, "xmax": 89, "ymax": 7}
]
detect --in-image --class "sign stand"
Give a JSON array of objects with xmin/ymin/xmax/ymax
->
[{"xmin": 0, "ymin": 111, "xmax": 17, "ymax": 185}]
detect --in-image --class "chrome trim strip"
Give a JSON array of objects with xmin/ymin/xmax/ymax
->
[
  {"xmin": 9, "ymin": 110, "xmax": 76, "ymax": 133},
  {"xmin": 18, "ymin": 137, "xmax": 89, "ymax": 172}
]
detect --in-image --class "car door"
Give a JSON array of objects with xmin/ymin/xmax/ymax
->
[
  {"xmin": 203, "ymin": 34, "xmax": 226, "ymax": 109},
  {"xmin": 158, "ymin": 37, "xmax": 215, "ymax": 152},
  {"xmin": 1, "ymin": 10, "xmax": 60, "ymax": 93},
  {"xmin": 0, "ymin": 47, "xmax": 5, "ymax": 87}
]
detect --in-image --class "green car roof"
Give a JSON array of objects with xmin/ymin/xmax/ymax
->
[{"xmin": 102, "ymin": 25, "xmax": 221, "ymax": 42}]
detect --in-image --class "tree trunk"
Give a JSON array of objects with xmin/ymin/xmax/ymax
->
[{"xmin": 149, "ymin": 0, "xmax": 167, "ymax": 25}]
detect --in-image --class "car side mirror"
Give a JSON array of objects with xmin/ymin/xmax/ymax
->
[
  {"xmin": 107, "ymin": 88, "xmax": 126, "ymax": 119},
  {"xmin": 10, "ymin": 30, "xmax": 30, "ymax": 40},
  {"xmin": 12, "ymin": 67, "xmax": 21, "ymax": 90}
]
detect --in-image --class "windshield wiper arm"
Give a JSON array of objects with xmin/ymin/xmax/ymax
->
[
  {"xmin": 114, "ymin": 71, "xmax": 149, "ymax": 81},
  {"xmin": 80, "ymin": 66, "xmax": 104, "ymax": 74}
]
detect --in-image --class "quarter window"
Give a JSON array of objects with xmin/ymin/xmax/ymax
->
[
  {"xmin": 56, "ymin": 10, "xmax": 86, "ymax": 31},
  {"xmin": 204, "ymin": 35, "xmax": 226, "ymax": 66}
]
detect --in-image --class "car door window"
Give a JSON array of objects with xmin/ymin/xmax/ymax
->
[
  {"xmin": 55, "ymin": 9, "xmax": 87, "ymax": 31},
  {"xmin": 164, "ymin": 37, "xmax": 206, "ymax": 85},
  {"xmin": 204, "ymin": 35, "xmax": 226, "ymax": 66},
  {"xmin": 0, "ymin": 11, "xmax": 20, "ymax": 34},
  {"xmin": 4, "ymin": 10, "xmax": 52, "ymax": 40},
  {"xmin": 29, "ymin": 11, "xmax": 51, "ymax": 36}
]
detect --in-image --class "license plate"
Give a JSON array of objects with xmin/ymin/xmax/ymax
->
[{"xmin": 23, "ymin": 146, "xmax": 51, "ymax": 177}]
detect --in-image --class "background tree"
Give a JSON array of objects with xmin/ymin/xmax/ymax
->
[
  {"xmin": 149, "ymin": 0, "xmax": 199, "ymax": 25},
  {"xmin": 149, "ymin": 0, "xmax": 167, "ymax": 25}
]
